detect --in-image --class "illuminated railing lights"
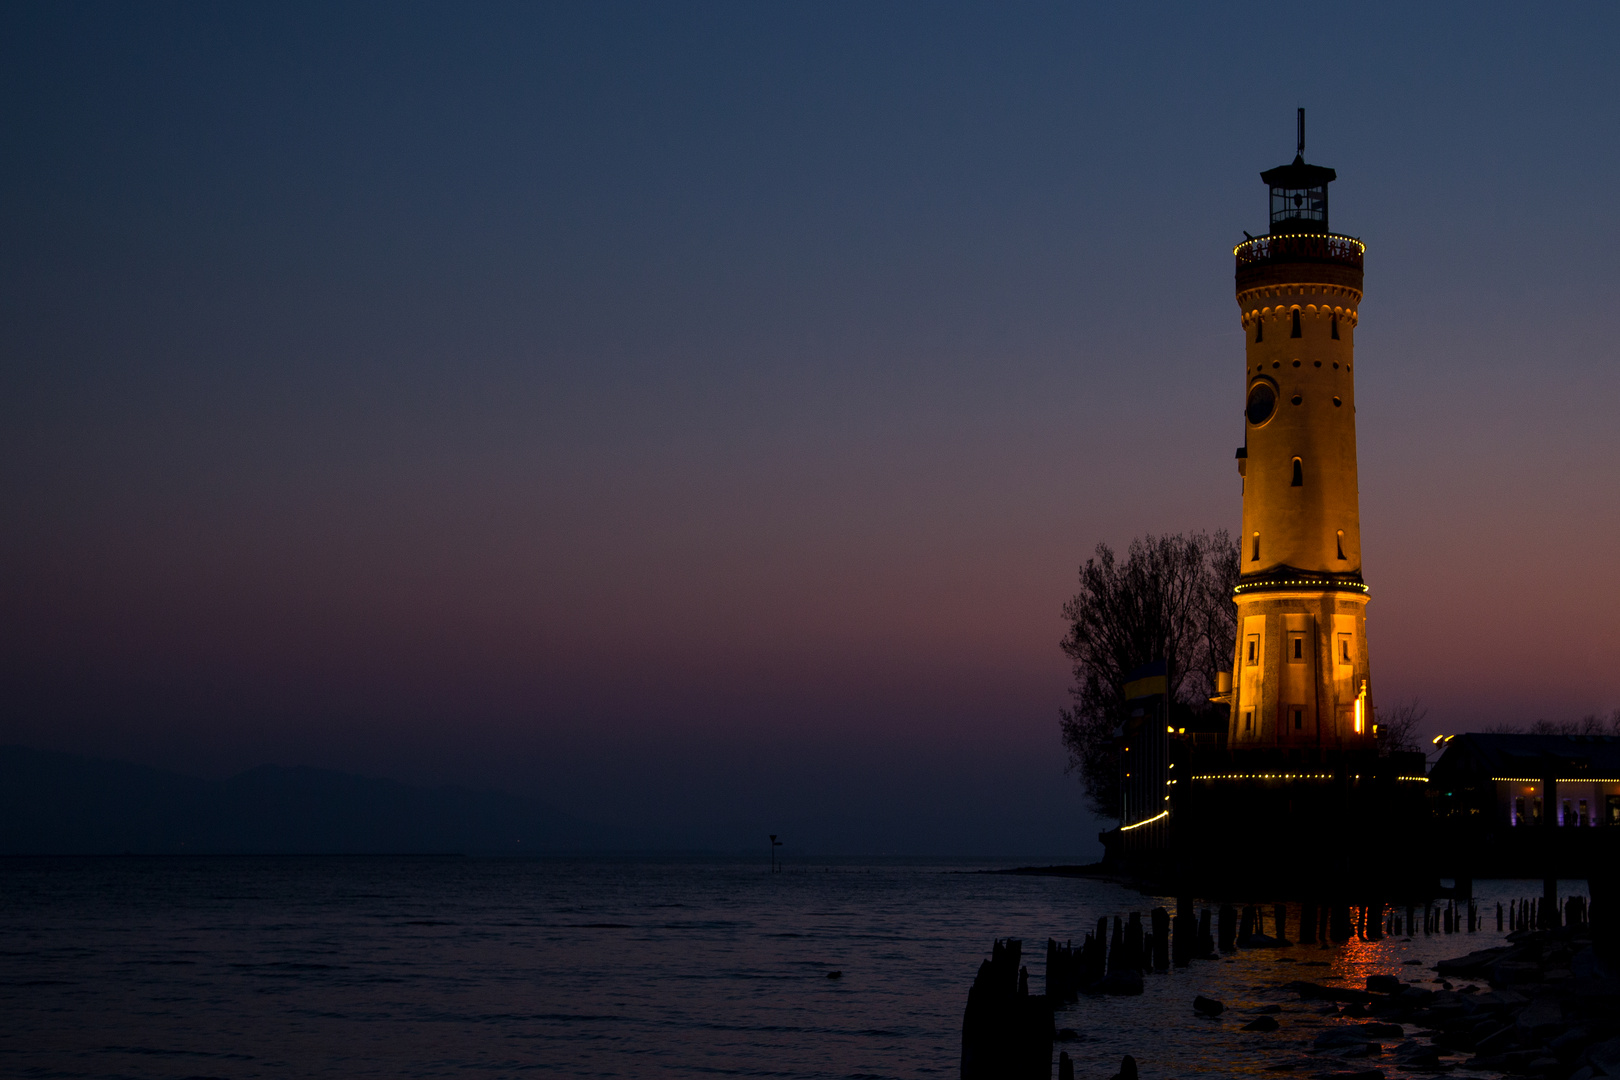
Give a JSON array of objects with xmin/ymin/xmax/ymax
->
[
  {"xmin": 1233, "ymin": 233, "xmax": 1366, "ymax": 269},
  {"xmin": 1120, "ymin": 810, "xmax": 1169, "ymax": 832},
  {"xmin": 1189, "ymin": 772, "xmax": 1334, "ymax": 781},
  {"xmin": 1232, "ymin": 233, "xmax": 1366, "ymax": 257},
  {"xmin": 1233, "ymin": 578, "xmax": 1369, "ymax": 596},
  {"xmin": 1490, "ymin": 777, "xmax": 1620, "ymax": 784},
  {"xmin": 1186, "ymin": 772, "xmax": 1426, "ymax": 782}
]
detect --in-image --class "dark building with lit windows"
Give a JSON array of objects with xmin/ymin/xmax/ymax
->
[{"xmin": 1429, "ymin": 733, "xmax": 1620, "ymax": 877}]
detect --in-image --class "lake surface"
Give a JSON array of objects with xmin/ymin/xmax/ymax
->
[{"xmin": 0, "ymin": 857, "xmax": 1574, "ymax": 1079}]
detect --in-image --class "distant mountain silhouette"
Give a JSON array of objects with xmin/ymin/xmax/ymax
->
[{"xmin": 0, "ymin": 745, "xmax": 640, "ymax": 854}]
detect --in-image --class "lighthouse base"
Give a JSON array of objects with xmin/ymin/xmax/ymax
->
[{"xmin": 1104, "ymin": 746, "xmax": 1432, "ymax": 899}]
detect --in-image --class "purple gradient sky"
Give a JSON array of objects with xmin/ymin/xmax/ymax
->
[{"xmin": 3, "ymin": 3, "xmax": 1618, "ymax": 854}]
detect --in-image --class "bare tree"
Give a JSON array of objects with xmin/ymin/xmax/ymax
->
[
  {"xmin": 1580, "ymin": 714, "xmax": 1606, "ymax": 735},
  {"xmin": 1480, "ymin": 710, "xmax": 1620, "ymax": 736},
  {"xmin": 1529, "ymin": 715, "xmax": 1613, "ymax": 735},
  {"xmin": 1376, "ymin": 698, "xmax": 1427, "ymax": 755},
  {"xmin": 1058, "ymin": 530, "xmax": 1239, "ymax": 819},
  {"xmin": 1190, "ymin": 532, "xmax": 1241, "ymax": 704}
]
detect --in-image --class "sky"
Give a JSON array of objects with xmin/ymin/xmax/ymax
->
[{"xmin": 2, "ymin": 2, "xmax": 1618, "ymax": 856}]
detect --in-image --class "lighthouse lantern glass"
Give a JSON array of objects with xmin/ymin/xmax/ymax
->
[{"xmin": 1270, "ymin": 184, "xmax": 1327, "ymax": 232}]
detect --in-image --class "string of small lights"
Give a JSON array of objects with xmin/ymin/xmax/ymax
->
[
  {"xmin": 1232, "ymin": 578, "xmax": 1369, "ymax": 596},
  {"xmin": 1119, "ymin": 810, "xmax": 1169, "ymax": 832},
  {"xmin": 1186, "ymin": 773, "xmax": 1428, "ymax": 782},
  {"xmin": 1233, "ymin": 233, "xmax": 1366, "ymax": 257},
  {"xmin": 1490, "ymin": 777, "xmax": 1620, "ymax": 784},
  {"xmin": 1189, "ymin": 772, "xmax": 1333, "ymax": 781}
]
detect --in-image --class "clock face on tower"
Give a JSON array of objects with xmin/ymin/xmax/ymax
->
[{"xmin": 1246, "ymin": 379, "xmax": 1277, "ymax": 426}]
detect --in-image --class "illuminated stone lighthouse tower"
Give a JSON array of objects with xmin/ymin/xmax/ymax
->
[{"xmin": 1229, "ymin": 114, "xmax": 1372, "ymax": 754}]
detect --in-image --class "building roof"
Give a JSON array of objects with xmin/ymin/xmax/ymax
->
[
  {"xmin": 1431, "ymin": 733, "xmax": 1620, "ymax": 782},
  {"xmin": 1260, "ymin": 155, "xmax": 1337, "ymax": 189}
]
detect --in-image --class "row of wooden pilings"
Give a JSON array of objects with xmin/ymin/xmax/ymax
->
[
  {"xmin": 1508, "ymin": 893, "xmax": 1588, "ymax": 931},
  {"xmin": 961, "ymin": 893, "xmax": 1506, "ymax": 1080}
]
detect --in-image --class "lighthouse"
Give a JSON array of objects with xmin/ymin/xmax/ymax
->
[
  {"xmin": 1114, "ymin": 118, "xmax": 1427, "ymax": 891},
  {"xmin": 1228, "ymin": 112, "xmax": 1373, "ymax": 754}
]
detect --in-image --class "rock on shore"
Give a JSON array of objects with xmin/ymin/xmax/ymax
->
[{"xmin": 1278, "ymin": 922, "xmax": 1620, "ymax": 1080}]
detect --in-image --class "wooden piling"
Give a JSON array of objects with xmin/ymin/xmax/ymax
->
[
  {"xmin": 1172, "ymin": 899, "xmax": 1194, "ymax": 967},
  {"xmin": 1218, "ymin": 904, "xmax": 1236, "ymax": 953},
  {"xmin": 960, "ymin": 938, "xmax": 1053, "ymax": 1080},
  {"xmin": 1124, "ymin": 913, "xmax": 1144, "ymax": 973},
  {"xmin": 1329, "ymin": 902, "xmax": 1352, "ymax": 942}
]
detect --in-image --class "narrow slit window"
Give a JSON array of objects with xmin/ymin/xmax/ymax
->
[
  {"xmin": 1293, "ymin": 708, "xmax": 1303, "ymax": 730},
  {"xmin": 1244, "ymin": 711, "xmax": 1253, "ymax": 733},
  {"xmin": 1293, "ymin": 638, "xmax": 1303, "ymax": 660},
  {"xmin": 1251, "ymin": 532, "xmax": 1259, "ymax": 561},
  {"xmin": 1255, "ymin": 317, "xmax": 1263, "ymax": 343},
  {"xmin": 1291, "ymin": 458, "xmax": 1303, "ymax": 486},
  {"xmin": 1341, "ymin": 638, "xmax": 1350, "ymax": 663},
  {"xmin": 1331, "ymin": 313, "xmax": 1340, "ymax": 339},
  {"xmin": 1247, "ymin": 640, "xmax": 1256, "ymax": 664},
  {"xmin": 1336, "ymin": 530, "xmax": 1346, "ymax": 560},
  {"xmin": 1290, "ymin": 309, "xmax": 1302, "ymax": 338}
]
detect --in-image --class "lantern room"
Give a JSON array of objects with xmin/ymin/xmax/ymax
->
[
  {"xmin": 1261, "ymin": 156, "xmax": 1336, "ymax": 234},
  {"xmin": 1259, "ymin": 107, "xmax": 1337, "ymax": 235}
]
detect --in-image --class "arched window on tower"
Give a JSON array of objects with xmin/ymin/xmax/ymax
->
[
  {"xmin": 1291, "ymin": 309, "xmax": 1302, "ymax": 338},
  {"xmin": 1331, "ymin": 312, "xmax": 1340, "ymax": 340},
  {"xmin": 1291, "ymin": 458, "xmax": 1303, "ymax": 486},
  {"xmin": 1255, "ymin": 317, "xmax": 1263, "ymax": 343},
  {"xmin": 1336, "ymin": 530, "xmax": 1347, "ymax": 560},
  {"xmin": 1251, "ymin": 532, "xmax": 1260, "ymax": 561}
]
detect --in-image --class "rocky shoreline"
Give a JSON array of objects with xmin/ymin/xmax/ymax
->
[
  {"xmin": 1417, "ymin": 922, "xmax": 1619, "ymax": 1079},
  {"xmin": 1232, "ymin": 920, "xmax": 1617, "ymax": 1080}
]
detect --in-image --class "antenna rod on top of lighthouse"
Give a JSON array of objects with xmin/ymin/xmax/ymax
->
[{"xmin": 1297, "ymin": 108, "xmax": 1305, "ymax": 157}]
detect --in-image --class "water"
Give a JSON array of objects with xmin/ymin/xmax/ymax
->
[{"xmin": 0, "ymin": 858, "xmax": 1572, "ymax": 1078}]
